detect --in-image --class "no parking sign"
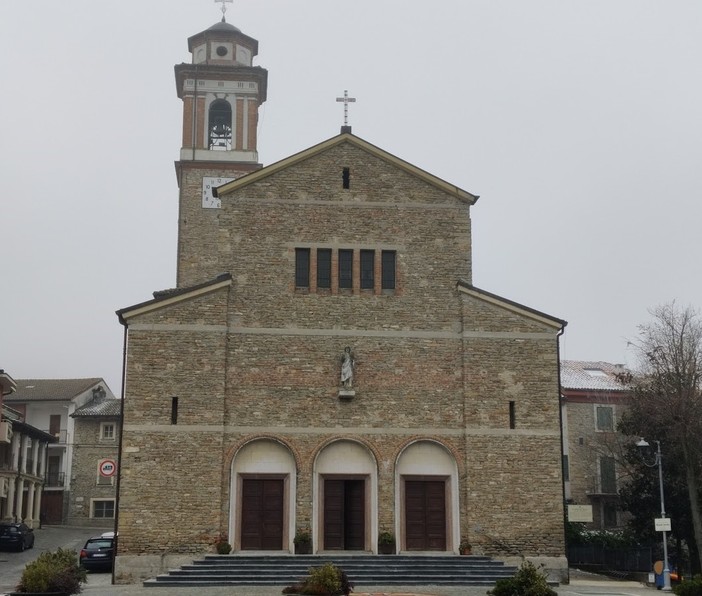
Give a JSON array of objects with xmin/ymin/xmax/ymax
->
[{"xmin": 99, "ymin": 459, "xmax": 117, "ymax": 478}]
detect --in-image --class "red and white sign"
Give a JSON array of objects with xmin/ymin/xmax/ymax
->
[{"xmin": 99, "ymin": 459, "xmax": 117, "ymax": 478}]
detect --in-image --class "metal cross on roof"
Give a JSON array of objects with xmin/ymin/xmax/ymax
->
[
  {"xmin": 336, "ymin": 90, "xmax": 357, "ymax": 127},
  {"xmin": 215, "ymin": 0, "xmax": 233, "ymax": 21}
]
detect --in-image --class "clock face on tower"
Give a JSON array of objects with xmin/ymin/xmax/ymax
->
[{"xmin": 202, "ymin": 176, "xmax": 235, "ymax": 208}]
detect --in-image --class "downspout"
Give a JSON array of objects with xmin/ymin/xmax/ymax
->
[
  {"xmin": 112, "ymin": 316, "xmax": 128, "ymax": 585},
  {"xmin": 556, "ymin": 323, "xmax": 568, "ymax": 582}
]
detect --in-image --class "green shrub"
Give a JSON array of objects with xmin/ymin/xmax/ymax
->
[
  {"xmin": 282, "ymin": 563, "xmax": 353, "ymax": 596},
  {"xmin": 213, "ymin": 532, "xmax": 231, "ymax": 554},
  {"xmin": 565, "ymin": 522, "xmax": 638, "ymax": 548},
  {"xmin": 673, "ymin": 576, "xmax": 702, "ymax": 596},
  {"xmin": 16, "ymin": 548, "xmax": 87, "ymax": 594},
  {"xmin": 487, "ymin": 561, "xmax": 556, "ymax": 596}
]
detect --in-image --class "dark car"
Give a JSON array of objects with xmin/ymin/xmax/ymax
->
[
  {"xmin": 0, "ymin": 522, "xmax": 35, "ymax": 551},
  {"xmin": 79, "ymin": 536, "xmax": 115, "ymax": 572}
]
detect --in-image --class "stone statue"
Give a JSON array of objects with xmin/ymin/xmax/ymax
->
[{"xmin": 340, "ymin": 346, "xmax": 354, "ymax": 388}]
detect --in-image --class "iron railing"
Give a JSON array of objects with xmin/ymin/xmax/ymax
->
[{"xmin": 568, "ymin": 545, "xmax": 653, "ymax": 572}]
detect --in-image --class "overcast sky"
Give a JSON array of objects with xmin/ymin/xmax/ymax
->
[{"xmin": 2, "ymin": 1, "xmax": 700, "ymax": 396}]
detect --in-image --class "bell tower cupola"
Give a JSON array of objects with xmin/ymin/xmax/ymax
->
[{"xmin": 175, "ymin": 14, "xmax": 267, "ymax": 168}]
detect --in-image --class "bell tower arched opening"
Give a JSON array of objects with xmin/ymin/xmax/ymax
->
[{"xmin": 208, "ymin": 99, "xmax": 233, "ymax": 150}]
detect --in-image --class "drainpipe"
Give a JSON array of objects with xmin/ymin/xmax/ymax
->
[
  {"xmin": 112, "ymin": 318, "xmax": 128, "ymax": 585},
  {"xmin": 556, "ymin": 323, "xmax": 568, "ymax": 582}
]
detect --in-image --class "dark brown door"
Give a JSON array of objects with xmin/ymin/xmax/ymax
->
[
  {"xmin": 41, "ymin": 491, "xmax": 64, "ymax": 524},
  {"xmin": 324, "ymin": 479, "xmax": 365, "ymax": 550},
  {"xmin": 405, "ymin": 480, "xmax": 446, "ymax": 551},
  {"xmin": 49, "ymin": 415, "xmax": 61, "ymax": 438},
  {"xmin": 240, "ymin": 479, "xmax": 284, "ymax": 550}
]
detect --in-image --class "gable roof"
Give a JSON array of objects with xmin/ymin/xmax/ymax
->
[
  {"xmin": 117, "ymin": 273, "xmax": 232, "ymax": 324},
  {"xmin": 215, "ymin": 132, "xmax": 479, "ymax": 205},
  {"xmin": 456, "ymin": 281, "xmax": 567, "ymax": 330},
  {"xmin": 72, "ymin": 397, "xmax": 121, "ymax": 418},
  {"xmin": 6, "ymin": 378, "xmax": 104, "ymax": 402},
  {"xmin": 561, "ymin": 360, "xmax": 630, "ymax": 392},
  {"xmin": 0, "ymin": 370, "xmax": 17, "ymax": 396}
]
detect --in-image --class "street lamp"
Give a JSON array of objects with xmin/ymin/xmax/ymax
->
[{"xmin": 636, "ymin": 438, "xmax": 671, "ymax": 591}]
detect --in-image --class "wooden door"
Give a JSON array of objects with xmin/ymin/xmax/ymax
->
[
  {"xmin": 41, "ymin": 491, "xmax": 64, "ymax": 524},
  {"xmin": 324, "ymin": 479, "xmax": 365, "ymax": 550},
  {"xmin": 240, "ymin": 479, "xmax": 284, "ymax": 550},
  {"xmin": 405, "ymin": 480, "xmax": 446, "ymax": 551}
]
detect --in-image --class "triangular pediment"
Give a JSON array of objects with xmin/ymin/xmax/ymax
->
[
  {"xmin": 457, "ymin": 280, "xmax": 567, "ymax": 331},
  {"xmin": 116, "ymin": 274, "xmax": 232, "ymax": 324},
  {"xmin": 215, "ymin": 132, "xmax": 479, "ymax": 204}
]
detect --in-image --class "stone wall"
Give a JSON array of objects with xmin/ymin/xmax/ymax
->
[
  {"xmin": 117, "ymin": 140, "xmax": 566, "ymax": 582},
  {"xmin": 67, "ymin": 417, "xmax": 119, "ymax": 527}
]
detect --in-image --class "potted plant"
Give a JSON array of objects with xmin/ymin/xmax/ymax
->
[
  {"xmin": 294, "ymin": 529, "xmax": 312, "ymax": 554},
  {"xmin": 12, "ymin": 547, "xmax": 86, "ymax": 595},
  {"xmin": 459, "ymin": 539, "xmax": 472, "ymax": 555},
  {"xmin": 214, "ymin": 532, "xmax": 231, "ymax": 555},
  {"xmin": 377, "ymin": 531, "xmax": 395, "ymax": 554}
]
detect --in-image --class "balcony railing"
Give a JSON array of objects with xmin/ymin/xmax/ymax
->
[
  {"xmin": 45, "ymin": 471, "xmax": 65, "ymax": 487},
  {"xmin": 44, "ymin": 429, "xmax": 68, "ymax": 444}
]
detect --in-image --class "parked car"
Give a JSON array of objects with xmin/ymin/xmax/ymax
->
[
  {"xmin": 0, "ymin": 522, "xmax": 35, "ymax": 551},
  {"xmin": 79, "ymin": 536, "xmax": 115, "ymax": 572}
]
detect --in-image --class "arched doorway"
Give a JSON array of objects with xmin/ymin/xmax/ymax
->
[
  {"xmin": 230, "ymin": 438, "xmax": 296, "ymax": 552},
  {"xmin": 395, "ymin": 440, "xmax": 459, "ymax": 553},
  {"xmin": 314, "ymin": 440, "xmax": 378, "ymax": 553}
]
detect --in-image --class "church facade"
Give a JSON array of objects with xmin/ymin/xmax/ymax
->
[{"xmin": 115, "ymin": 15, "xmax": 568, "ymax": 583}]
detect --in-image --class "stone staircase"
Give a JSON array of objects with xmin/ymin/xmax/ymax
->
[{"xmin": 143, "ymin": 554, "xmax": 517, "ymax": 588}]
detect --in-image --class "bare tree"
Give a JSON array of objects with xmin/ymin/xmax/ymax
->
[{"xmin": 627, "ymin": 303, "xmax": 702, "ymax": 572}]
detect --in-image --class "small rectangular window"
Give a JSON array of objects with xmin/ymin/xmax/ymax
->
[
  {"xmin": 600, "ymin": 456, "xmax": 616, "ymax": 493},
  {"xmin": 317, "ymin": 249, "xmax": 332, "ymax": 289},
  {"xmin": 596, "ymin": 406, "xmax": 614, "ymax": 431},
  {"xmin": 92, "ymin": 499, "xmax": 115, "ymax": 519},
  {"xmin": 562, "ymin": 455, "xmax": 570, "ymax": 481},
  {"xmin": 381, "ymin": 250, "xmax": 396, "ymax": 290},
  {"xmin": 171, "ymin": 396, "xmax": 178, "ymax": 425},
  {"xmin": 100, "ymin": 423, "xmax": 115, "ymax": 441},
  {"xmin": 509, "ymin": 401, "xmax": 516, "ymax": 429},
  {"xmin": 338, "ymin": 249, "xmax": 353, "ymax": 289},
  {"xmin": 295, "ymin": 248, "xmax": 310, "ymax": 288},
  {"xmin": 360, "ymin": 250, "xmax": 374, "ymax": 289},
  {"xmin": 342, "ymin": 167, "xmax": 350, "ymax": 189}
]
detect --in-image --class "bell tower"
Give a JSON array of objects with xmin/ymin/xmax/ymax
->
[{"xmin": 174, "ymin": 12, "xmax": 268, "ymax": 287}]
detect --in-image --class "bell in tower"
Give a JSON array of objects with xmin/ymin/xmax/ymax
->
[{"xmin": 174, "ymin": 13, "xmax": 268, "ymax": 166}]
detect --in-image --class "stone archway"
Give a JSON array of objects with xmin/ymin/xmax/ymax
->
[
  {"xmin": 395, "ymin": 440, "xmax": 459, "ymax": 553},
  {"xmin": 230, "ymin": 438, "xmax": 296, "ymax": 552},
  {"xmin": 313, "ymin": 439, "xmax": 378, "ymax": 553}
]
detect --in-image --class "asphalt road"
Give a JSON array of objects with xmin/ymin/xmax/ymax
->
[
  {"xmin": 0, "ymin": 527, "xmax": 662, "ymax": 596},
  {"xmin": 0, "ymin": 525, "xmax": 111, "ymax": 594}
]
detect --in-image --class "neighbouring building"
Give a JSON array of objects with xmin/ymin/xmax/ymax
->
[
  {"xmin": 0, "ymin": 369, "xmax": 56, "ymax": 526},
  {"xmin": 114, "ymin": 11, "xmax": 569, "ymax": 583},
  {"xmin": 68, "ymin": 387, "xmax": 121, "ymax": 527},
  {"xmin": 4, "ymin": 379, "xmax": 118, "ymax": 524},
  {"xmin": 561, "ymin": 360, "xmax": 632, "ymax": 529}
]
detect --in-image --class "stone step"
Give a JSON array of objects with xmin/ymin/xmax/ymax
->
[{"xmin": 143, "ymin": 554, "xmax": 516, "ymax": 587}]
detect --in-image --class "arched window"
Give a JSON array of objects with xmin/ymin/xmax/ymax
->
[{"xmin": 208, "ymin": 99, "xmax": 232, "ymax": 150}]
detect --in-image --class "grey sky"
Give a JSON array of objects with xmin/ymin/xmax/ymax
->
[{"xmin": 2, "ymin": 1, "xmax": 700, "ymax": 395}]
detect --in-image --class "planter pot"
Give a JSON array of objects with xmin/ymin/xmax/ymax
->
[
  {"xmin": 378, "ymin": 543, "xmax": 395, "ymax": 554},
  {"xmin": 294, "ymin": 543, "xmax": 312, "ymax": 554}
]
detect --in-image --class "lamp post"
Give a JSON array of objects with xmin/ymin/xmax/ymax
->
[{"xmin": 637, "ymin": 438, "xmax": 671, "ymax": 591}]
